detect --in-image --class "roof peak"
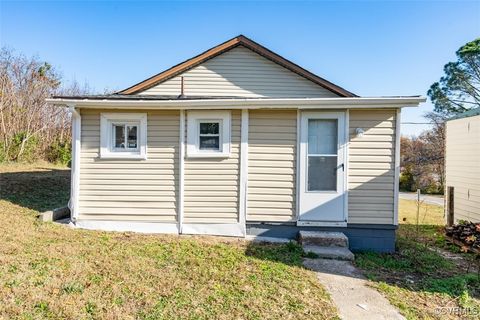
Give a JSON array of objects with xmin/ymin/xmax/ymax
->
[{"xmin": 117, "ymin": 35, "xmax": 356, "ymax": 97}]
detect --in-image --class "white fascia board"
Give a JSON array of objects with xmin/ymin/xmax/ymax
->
[{"xmin": 46, "ymin": 96, "xmax": 426, "ymax": 109}]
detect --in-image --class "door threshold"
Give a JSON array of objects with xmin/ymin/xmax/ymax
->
[{"xmin": 297, "ymin": 221, "xmax": 347, "ymax": 227}]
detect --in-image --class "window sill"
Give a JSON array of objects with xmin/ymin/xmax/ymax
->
[
  {"xmin": 186, "ymin": 152, "xmax": 230, "ymax": 159},
  {"xmin": 99, "ymin": 153, "xmax": 147, "ymax": 160}
]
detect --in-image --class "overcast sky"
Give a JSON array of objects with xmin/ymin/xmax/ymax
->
[{"xmin": 1, "ymin": 1, "xmax": 479, "ymax": 135}]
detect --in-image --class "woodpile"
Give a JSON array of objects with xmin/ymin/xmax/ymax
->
[{"xmin": 445, "ymin": 222, "xmax": 480, "ymax": 253}]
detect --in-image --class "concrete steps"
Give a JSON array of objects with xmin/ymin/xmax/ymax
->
[
  {"xmin": 299, "ymin": 231, "xmax": 354, "ymax": 261},
  {"xmin": 302, "ymin": 245, "xmax": 355, "ymax": 261}
]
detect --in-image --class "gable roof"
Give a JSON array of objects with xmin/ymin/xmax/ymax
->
[{"xmin": 117, "ymin": 35, "xmax": 357, "ymax": 97}]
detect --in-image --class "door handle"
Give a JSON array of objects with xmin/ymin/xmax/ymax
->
[{"xmin": 336, "ymin": 163, "xmax": 344, "ymax": 172}]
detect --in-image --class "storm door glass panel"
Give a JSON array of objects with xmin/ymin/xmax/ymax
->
[
  {"xmin": 307, "ymin": 119, "xmax": 338, "ymax": 191},
  {"xmin": 308, "ymin": 119, "xmax": 337, "ymax": 154},
  {"xmin": 308, "ymin": 156, "xmax": 337, "ymax": 191}
]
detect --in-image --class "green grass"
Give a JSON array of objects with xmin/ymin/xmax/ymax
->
[
  {"xmin": 356, "ymin": 199, "xmax": 480, "ymax": 320},
  {"xmin": 396, "ymin": 198, "xmax": 461, "ymax": 252},
  {"xmin": 0, "ymin": 161, "xmax": 70, "ymax": 212},
  {"xmin": 356, "ymin": 240, "xmax": 455, "ymax": 274},
  {"xmin": 0, "ymin": 164, "xmax": 338, "ymax": 319}
]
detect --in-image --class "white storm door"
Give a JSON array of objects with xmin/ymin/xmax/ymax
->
[{"xmin": 298, "ymin": 112, "xmax": 346, "ymax": 223}]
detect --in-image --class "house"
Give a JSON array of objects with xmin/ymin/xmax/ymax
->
[
  {"xmin": 47, "ymin": 35, "xmax": 425, "ymax": 252},
  {"xmin": 445, "ymin": 109, "xmax": 480, "ymax": 224}
]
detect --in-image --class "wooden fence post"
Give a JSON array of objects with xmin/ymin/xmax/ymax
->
[{"xmin": 447, "ymin": 186, "xmax": 454, "ymax": 226}]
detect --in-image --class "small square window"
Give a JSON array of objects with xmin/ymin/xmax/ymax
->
[
  {"xmin": 112, "ymin": 124, "xmax": 138, "ymax": 150},
  {"xmin": 187, "ymin": 111, "xmax": 231, "ymax": 158},
  {"xmin": 100, "ymin": 113, "xmax": 147, "ymax": 159}
]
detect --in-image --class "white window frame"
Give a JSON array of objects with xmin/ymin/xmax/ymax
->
[
  {"xmin": 100, "ymin": 113, "xmax": 147, "ymax": 159},
  {"xmin": 187, "ymin": 111, "xmax": 231, "ymax": 158}
]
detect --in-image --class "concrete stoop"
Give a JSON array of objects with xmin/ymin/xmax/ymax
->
[{"xmin": 299, "ymin": 231, "xmax": 354, "ymax": 261}]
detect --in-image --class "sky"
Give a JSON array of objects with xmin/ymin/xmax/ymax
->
[{"xmin": 1, "ymin": 1, "xmax": 479, "ymax": 135}]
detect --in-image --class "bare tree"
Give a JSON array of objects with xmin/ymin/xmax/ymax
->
[
  {"xmin": 0, "ymin": 47, "xmax": 90, "ymax": 162},
  {"xmin": 400, "ymin": 113, "xmax": 446, "ymax": 193},
  {"xmin": 423, "ymin": 112, "xmax": 446, "ymax": 192}
]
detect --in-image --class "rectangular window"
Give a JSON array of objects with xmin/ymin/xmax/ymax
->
[
  {"xmin": 114, "ymin": 125, "xmax": 125, "ymax": 148},
  {"xmin": 100, "ymin": 113, "xmax": 147, "ymax": 159},
  {"xmin": 187, "ymin": 111, "xmax": 231, "ymax": 157},
  {"xmin": 127, "ymin": 125, "xmax": 138, "ymax": 149},
  {"xmin": 199, "ymin": 122, "xmax": 220, "ymax": 150}
]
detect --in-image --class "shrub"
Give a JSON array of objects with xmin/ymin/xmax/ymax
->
[
  {"xmin": 399, "ymin": 169, "xmax": 415, "ymax": 192},
  {"xmin": 0, "ymin": 132, "xmax": 40, "ymax": 163},
  {"xmin": 45, "ymin": 140, "xmax": 71, "ymax": 166},
  {"xmin": 0, "ymin": 142, "xmax": 6, "ymax": 163},
  {"xmin": 400, "ymin": 165, "xmax": 443, "ymax": 194}
]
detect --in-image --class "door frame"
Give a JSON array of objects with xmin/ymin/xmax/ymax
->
[{"xmin": 296, "ymin": 110, "xmax": 349, "ymax": 227}]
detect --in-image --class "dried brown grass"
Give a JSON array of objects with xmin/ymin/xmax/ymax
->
[{"xmin": 0, "ymin": 164, "xmax": 338, "ymax": 319}]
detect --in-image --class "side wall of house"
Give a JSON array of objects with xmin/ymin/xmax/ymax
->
[
  {"xmin": 446, "ymin": 115, "xmax": 480, "ymax": 222},
  {"xmin": 78, "ymin": 109, "xmax": 179, "ymax": 223},
  {"xmin": 348, "ymin": 109, "xmax": 397, "ymax": 224},
  {"xmin": 183, "ymin": 110, "xmax": 242, "ymax": 224},
  {"xmin": 247, "ymin": 110, "xmax": 297, "ymax": 222}
]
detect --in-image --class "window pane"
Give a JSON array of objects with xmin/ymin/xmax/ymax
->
[
  {"xmin": 114, "ymin": 125, "xmax": 125, "ymax": 148},
  {"xmin": 200, "ymin": 122, "xmax": 219, "ymax": 134},
  {"xmin": 199, "ymin": 136, "xmax": 220, "ymax": 150},
  {"xmin": 308, "ymin": 156, "xmax": 337, "ymax": 191},
  {"xmin": 308, "ymin": 119, "xmax": 337, "ymax": 154},
  {"xmin": 127, "ymin": 126, "xmax": 138, "ymax": 149}
]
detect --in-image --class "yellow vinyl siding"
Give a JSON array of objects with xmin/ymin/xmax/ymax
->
[
  {"xmin": 79, "ymin": 109, "xmax": 179, "ymax": 222},
  {"xmin": 183, "ymin": 111, "xmax": 241, "ymax": 224},
  {"xmin": 348, "ymin": 110, "xmax": 397, "ymax": 224},
  {"xmin": 446, "ymin": 115, "xmax": 480, "ymax": 222},
  {"xmin": 78, "ymin": 107, "xmax": 400, "ymax": 227},
  {"xmin": 140, "ymin": 46, "xmax": 338, "ymax": 98},
  {"xmin": 247, "ymin": 110, "xmax": 297, "ymax": 222}
]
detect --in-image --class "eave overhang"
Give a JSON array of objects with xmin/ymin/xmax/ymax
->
[{"xmin": 46, "ymin": 96, "xmax": 426, "ymax": 109}]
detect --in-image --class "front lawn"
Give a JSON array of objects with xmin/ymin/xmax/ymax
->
[
  {"xmin": 356, "ymin": 199, "xmax": 480, "ymax": 320},
  {"xmin": 0, "ymin": 164, "xmax": 337, "ymax": 319}
]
